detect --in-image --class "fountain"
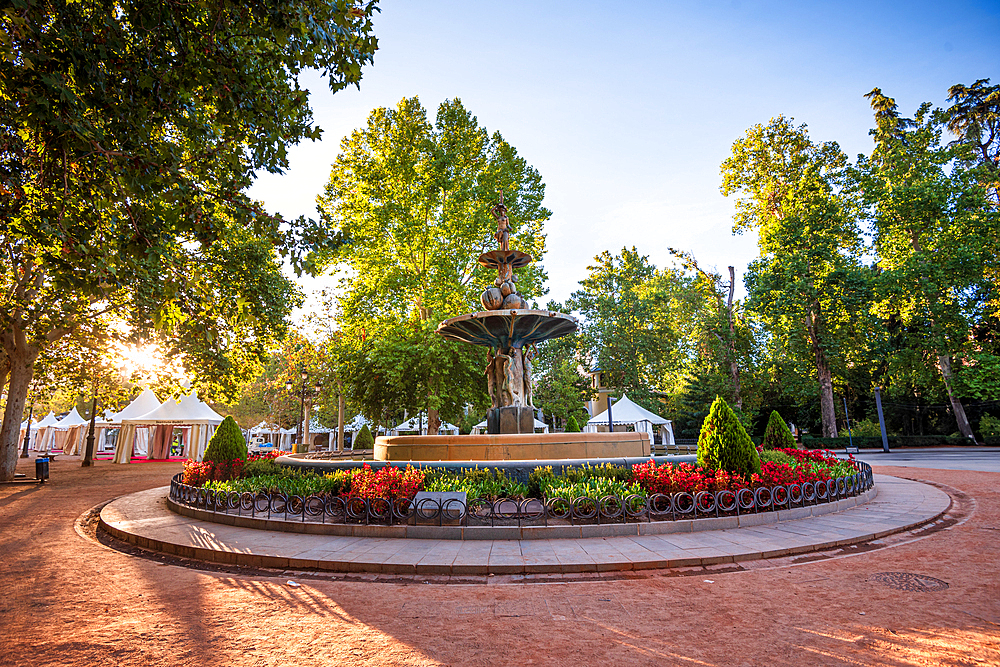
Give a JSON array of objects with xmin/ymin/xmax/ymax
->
[{"xmin": 372, "ymin": 195, "xmax": 650, "ymax": 462}]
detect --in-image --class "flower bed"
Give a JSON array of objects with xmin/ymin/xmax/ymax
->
[{"xmin": 169, "ymin": 450, "xmax": 874, "ymax": 528}]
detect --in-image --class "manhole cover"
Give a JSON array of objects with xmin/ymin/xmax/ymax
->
[{"xmin": 871, "ymin": 572, "xmax": 949, "ymax": 592}]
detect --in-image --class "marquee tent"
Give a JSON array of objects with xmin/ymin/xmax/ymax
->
[
  {"xmin": 470, "ymin": 417, "xmax": 550, "ymax": 434},
  {"xmin": 114, "ymin": 392, "xmax": 224, "ymax": 463},
  {"xmin": 91, "ymin": 389, "xmax": 163, "ymax": 457},
  {"xmin": 390, "ymin": 415, "xmax": 459, "ymax": 436},
  {"xmin": 25, "ymin": 412, "xmax": 58, "ymax": 452},
  {"xmin": 584, "ymin": 394, "xmax": 675, "ymax": 445},
  {"xmin": 246, "ymin": 421, "xmax": 296, "ymax": 451},
  {"xmin": 36, "ymin": 408, "xmax": 89, "ymax": 454}
]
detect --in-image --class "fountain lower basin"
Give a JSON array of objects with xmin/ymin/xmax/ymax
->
[{"xmin": 374, "ymin": 431, "xmax": 649, "ymax": 462}]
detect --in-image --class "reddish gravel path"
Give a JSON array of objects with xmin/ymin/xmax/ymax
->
[{"xmin": 0, "ymin": 457, "xmax": 998, "ymax": 667}]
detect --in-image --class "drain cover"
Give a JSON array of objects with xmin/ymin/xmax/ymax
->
[{"xmin": 872, "ymin": 572, "xmax": 949, "ymax": 592}]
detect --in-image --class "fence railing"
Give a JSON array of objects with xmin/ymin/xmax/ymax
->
[{"xmin": 168, "ymin": 461, "xmax": 874, "ymax": 529}]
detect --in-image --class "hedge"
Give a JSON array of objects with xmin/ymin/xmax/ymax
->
[{"xmin": 801, "ymin": 435, "xmax": 994, "ymax": 449}]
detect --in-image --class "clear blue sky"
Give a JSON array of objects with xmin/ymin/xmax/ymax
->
[{"xmin": 248, "ymin": 0, "xmax": 999, "ymax": 315}]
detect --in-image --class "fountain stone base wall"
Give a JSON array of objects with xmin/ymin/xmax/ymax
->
[{"xmin": 374, "ymin": 431, "xmax": 650, "ymax": 462}]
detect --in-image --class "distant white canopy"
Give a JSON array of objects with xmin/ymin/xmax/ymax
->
[
  {"xmin": 471, "ymin": 418, "xmax": 549, "ymax": 434},
  {"xmin": 391, "ymin": 415, "xmax": 459, "ymax": 436},
  {"xmin": 585, "ymin": 394, "xmax": 674, "ymax": 445}
]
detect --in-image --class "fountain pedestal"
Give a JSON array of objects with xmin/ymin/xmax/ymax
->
[{"xmin": 487, "ymin": 406, "xmax": 535, "ymax": 434}]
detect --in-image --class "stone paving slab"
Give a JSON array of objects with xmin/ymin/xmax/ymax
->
[{"xmin": 99, "ymin": 474, "xmax": 949, "ymax": 575}]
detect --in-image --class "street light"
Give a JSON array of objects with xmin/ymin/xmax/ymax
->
[
  {"xmin": 287, "ymin": 372, "xmax": 322, "ymax": 452},
  {"xmin": 20, "ymin": 402, "xmax": 34, "ymax": 458}
]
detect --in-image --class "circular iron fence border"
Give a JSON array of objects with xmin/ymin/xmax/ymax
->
[{"xmin": 168, "ymin": 461, "xmax": 874, "ymax": 529}]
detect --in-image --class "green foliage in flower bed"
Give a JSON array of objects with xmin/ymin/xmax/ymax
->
[
  {"xmin": 759, "ymin": 449, "xmax": 797, "ymax": 466},
  {"xmin": 423, "ymin": 467, "xmax": 528, "ymax": 500},
  {"xmin": 205, "ymin": 469, "xmax": 349, "ymax": 497},
  {"xmin": 196, "ymin": 449, "xmax": 860, "ymax": 502}
]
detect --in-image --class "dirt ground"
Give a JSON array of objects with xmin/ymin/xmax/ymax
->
[{"xmin": 0, "ymin": 457, "xmax": 998, "ymax": 667}]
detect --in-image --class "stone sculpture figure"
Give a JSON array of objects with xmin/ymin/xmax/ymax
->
[
  {"xmin": 522, "ymin": 344, "xmax": 536, "ymax": 407},
  {"xmin": 491, "ymin": 192, "xmax": 510, "ymax": 252},
  {"xmin": 496, "ymin": 348, "xmax": 514, "ymax": 406},
  {"xmin": 485, "ymin": 348, "xmax": 498, "ymax": 409}
]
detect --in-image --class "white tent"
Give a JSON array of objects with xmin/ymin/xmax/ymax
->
[
  {"xmin": 114, "ymin": 392, "xmax": 224, "ymax": 463},
  {"xmin": 36, "ymin": 408, "xmax": 89, "ymax": 454},
  {"xmin": 470, "ymin": 417, "xmax": 550, "ymax": 434},
  {"xmin": 26, "ymin": 412, "xmax": 58, "ymax": 452},
  {"xmin": 390, "ymin": 415, "xmax": 459, "ymax": 436},
  {"xmin": 584, "ymin": 394, "xmax": 675, "ymax": 445},
  {"xmin": 109, "ymin": 388, "xmax": 162, "ymax": 423}
]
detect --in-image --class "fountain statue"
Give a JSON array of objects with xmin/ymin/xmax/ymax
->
[{"xmin": 435, "ymin": 193, "xmax": 577, "ymax": 434}]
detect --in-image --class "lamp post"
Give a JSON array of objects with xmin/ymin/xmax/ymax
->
[
  {"xmin": 607, "ymin": 395, "xmax": 616, "ymax": 433},
  {"xmin": 20, "ymin": 403, "xmax": 34, "ymax": 458},
  {"xmin": 82, "ymin": 395, "xmax": 98, "ymax": 467},
  {"xmin": 286, "ymin": 372, "xmax": 321, "ymax": 453}
]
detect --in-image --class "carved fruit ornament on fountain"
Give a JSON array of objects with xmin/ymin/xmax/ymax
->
[{"xmin": 436, "ymin": 194, "xmax": 578, "ymax": 434}]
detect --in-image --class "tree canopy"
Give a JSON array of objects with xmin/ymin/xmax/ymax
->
[
  {"xmin": 0, "ymin": 0, "xmax": 380, "ymax": 479},
  {"xmin": 316, "ymin": 96, "xmax": 549, "ymax": 431}
]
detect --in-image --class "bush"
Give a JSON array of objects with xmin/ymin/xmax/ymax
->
[
  {"xmin": 762, "ymin": 411, "xmax": 797, "ymax": 450},
  {"xmin": 354, "ymin": 424, "xmax": 375, "ymax": 449},
  {"xmin": 802, "ymin": 435, "xmax": 975, "ymax": 449},
  {"xmin": 242, "ymin": 458, "xmax": 282, "ymax": 478},
  {"xmin": 979, "ymin": 414, "xmax": 1000, "ymax": 438},
  {"xmin": 696, "ymin": 396, "xmax": 760, "ymax": 477},
  {"xmin": 565, "ymin": 414, "xmax": 581, "ymax": 432},
  {"xmin": 849, "ymin": 418, "xmax": 883, "ymax": 437},
  {"xmin": 203, "ymin": 416, "xmax": 248, "ymax": 464}
]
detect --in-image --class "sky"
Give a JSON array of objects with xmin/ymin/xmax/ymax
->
[{"xmin": 248, "ymin": 0, "xmax": 1000, "ymax": 321}]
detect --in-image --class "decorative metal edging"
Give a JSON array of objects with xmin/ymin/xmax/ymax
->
[{"xmin": 169, "ymin": 461, "xmax": 874, "ymax": 529}]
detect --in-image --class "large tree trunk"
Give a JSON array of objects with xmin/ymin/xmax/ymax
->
[
  {"xmin": 806, "ymin": 302, "xmax": 838, "ymax": 438},
  {"xmin": 817, "ymin": 361, "xmax": 838, "ymax": 438},
  {"xmin": 426, "ymin": 406, "xmax": 440, "ymax": 435},
  {"xmin": 1, "ymin": 345, "xmax": 39, "ymax": 481},
  {"xmin": 0, "ymin": 351, "xmax": 10, "ymax": 401},
  {"xmin": 938, "ymin": 353, "xmax": 976, "ymax": 441}
]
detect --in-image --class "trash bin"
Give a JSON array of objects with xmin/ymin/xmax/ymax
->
[{"xmin": 35, "ymin": 457, "xmax": 49, "ymax": 482}]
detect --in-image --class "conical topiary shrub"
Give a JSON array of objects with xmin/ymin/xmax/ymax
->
[
  {"xmin": 203, "ymin": 415, "xmax": 248, "ymax": 463},
  {"xmin": 697, "ymin": 396, "xmax": 760, "ymax": 477},
  {"xmin": 202, "ymin": 415, "xmax": 248, "ymax": 481},
  {"xmin": 565, "ymin": 414, "xmax": 581, "ymax": 432},
  {"xmin": 762, "ymin": 410, "xmax": 797, "ymax": 450},
  {"xmin": 354, "ymin": 424, "xmax": 374, "ymax": 449}
]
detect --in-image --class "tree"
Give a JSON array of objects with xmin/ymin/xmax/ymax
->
[
  {"xmin": 722, "ymin": 116, "xmax": 870, "ymax": 437},
  {"xmin": 946, "ymin": 78, "xmax": 1000, "ymax": 205},
  {"xmin": 0, "ymin": 0, "xmax": 379, "ymax": 480},
  {"xmin": 565, "ymin": 414, "xmax": 581, "ymax": 432},
  {"xmin": 531, "ymin": 302, "xmax": 590, "ymax": 428},
  {"xmin": 696, "ymin": 396, "xmax": 760, "ymax": 477},
  {"xmin": 762, "ymin": 410, "xmax": 796, "ymax": 450},
  {"xmin": 570, "ymin": 248, "xmax": 692, "ymax": 411},
  {"xmin": 668, "ymin": 249, "xmax": 760, "ymax": 412},
  {"xmin": 354, "ymin": 424, "xmax": 374, "ymax": 450},
  {"xmin": 316, "ymin": 96, "xmax": 549, "ymax": 432},
  {"xmin": 859, "ymin": 89, "xmax": 999, "ymax": 440}
]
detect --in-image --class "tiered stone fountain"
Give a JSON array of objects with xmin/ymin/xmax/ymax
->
[{"xmin": 372, "ymin": 196, "xmax": 650, "ymax": 462}]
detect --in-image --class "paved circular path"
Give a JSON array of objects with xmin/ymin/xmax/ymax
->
[{"xmin": 99, "ymin": 474, "xmax": 947, "ymax": 575}]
